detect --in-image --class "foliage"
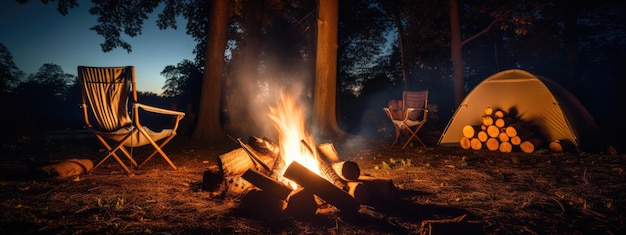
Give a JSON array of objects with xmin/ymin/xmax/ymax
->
[{"xmin": 0, "ymin": 43, "xmax": 24, "ymax": 94}]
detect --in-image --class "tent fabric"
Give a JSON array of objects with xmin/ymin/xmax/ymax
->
[{"xmin": 438, "ymin": 69, "xmax": 600, "ymax": 150}]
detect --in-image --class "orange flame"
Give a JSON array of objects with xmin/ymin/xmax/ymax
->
[{"xmin": 268, "ymin": 93, "xmax": 320, "ymax": 189}]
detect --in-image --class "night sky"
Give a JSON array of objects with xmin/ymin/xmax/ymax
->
[{"xmin": 0, "ymin": 1, "xmax": 196, "ymax": 94}]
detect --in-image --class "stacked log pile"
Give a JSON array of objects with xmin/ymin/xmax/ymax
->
[
  {"xmin": 459, "ymin": 107, "xmax": 569, "ymax": 153},
  {"xmin": 203, "ymin": 137, "xmax": 397, "ymax": 219}
]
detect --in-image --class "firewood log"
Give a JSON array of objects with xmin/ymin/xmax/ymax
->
[
  {"xmin": 218, "ymin": 148, "xmax": 256, "ymax": 176},
  {"xmin": 498, "ymin": 132, "xmax": 510, "ymax": 143},
  {"xmin": 331, "ymin": 161, "xmax": 361, "ymax": 181},
  {"xmin": 486, "ymin": 138, "xmax": 500, "ymax": 151},
  {"xmin": 462, "ymin": 125, "xmax": 480, "ymax": 138},
  {"xmin": 247, "ymin": 136, "xmax": 279, "ymax": 158},
  {"xmin": 548, "ymin": 139, "xmax": 576, "ymax": 153},
  {"xmin": 283, "ymin": 161, "xmax": 360, "ymax": 212},
  {"xmin": 494, "ymin": 110, "xmax": 506, "ymax": 119},
  {"xmin": 520, "ymin": 138, "xmax": 544, "ymax": 153},
  {"xmin": 470, "ymin": 138, "xmax": 482, "ymax": 150},
  {"xmin": 486, "ymin": 125, "xmax": 500, "ymax": 138},
  {"xmin": 484, "ymin": 107, "xmax": 493, "ymax": 116},
  {"xmin": 318, "ymin": 143, "xmax": 340, "ymax": 163},
  {"xmin": 347, "ymin": 181, "xmax": 370, "ymax": 205},
  {"xmin": 499, "ymin": 141, "xmax": 513, "ymax": 153},
  {"xmin": 510, "ymin": 136, "xmax": 521, "ymax": 145},
  {"xmin": 460, "ymin": 137, "xmax": 471, "ymax": 149},
  {"xmin": 241, "ymin": 168, "xmax": 292, "ymax": 200},
  {"xmin": 477, "ymin": 131, "xmax": 488, "ymax": 142},
  {"xmin": 505, "ymin": 121, "xmax": 534, "ymax": 140},
  {"xmin": 284, "ymin": 188, "xmax": 317, "ymax": 219},
  {"xmin": 357, "ymin": 176, "xmax": 397, "ymax": 207},
  {"xmin": 549, "ymin": 140, "xmax": 563, "ymax": 153},
  {"xmin": 494, "ymin": 117, "xmax": 515, "ymax": 128},
  {"xmin": 301, "ymin": 140, "xmax": 347, "ymax": 191},
  {"xmin": 238, "ymin": 189, "xmax": 286, "ymax": 219},
  {"xmin": 482, "ymin": 115, "xmax": 494, "ymax": 126}
]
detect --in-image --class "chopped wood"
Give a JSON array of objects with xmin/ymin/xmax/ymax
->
[
  {"xmin": 347, "ymin": 181, "xmax": 370, "ymax": 205},
  {"xmin": 357, "ymin": 176, "xmax": 397, "ymax": 207},
  {"xmin": 283, "ymin": 161, "xmax": 360, "ymax": 212},
  {"xmin": 549, "ymin": 140, "xmax": 563, "ymax": 153},
  {"xmin": 247, "ymin": 136, "xmax": 279, "ymax": 158},
  {"xmin": 484, "ymin": 107, "xmax": 493, "ymax": 116},
  {"xmin": 217, "ymin": 148, "xmax": 256, "ymax": 176},
  {"xmin": 238, "ymin": 189, "xmax": 286, "ymax": 219},
  {"xmin": 494, "ymin": 110, "xmax": 506, "ymax": 118},
  {"xmin": 301, "ymin": 140, "xmax": 348, "ymax": 191},
  {"xmin": 486, "ymin": 138, "xmax": 500, "ymax": 151},
  {"xmin": 470, "ymin": 138, "xmax": 482, "ymax": 150},
  {"xmin": 498, "ymin": 132, "xmax": 510, "ymax": 143},
  {"xmin": 318, "ymin": 143, "xmax": 340, "ymax": 163},
  {"xmin": 494, "ymin": 117, "xmax": 514, "ymax": 128},
  {"xmin": 506, "ymin": 122, "xmax": 535, "ymax": 140},
  {"xmin": 332, "ymin": 161, "xmax": 361, "ymax": 181},
  {"xmin": 234, "ymin": 138, "xmax": 273, "ymax": 173},
  {"xmin": 201, "ymin": 165, "xmax": 225, "ymax": 193},
  {"xmin": 460, "ymin": 137, "xmax": 471, "ymax": 149},
  {"xmin": 284, "ymin": 188, "xmax": 318, "ymax": 219},
  {"xmin": 520, "ymin": 138, "xmax": 544, "ymax": 153},
  {"xmin": 510, "ymin": 136, "xmax": 522, "ymax": 145},
  {"xmin": 477, "ymin": 131, "xmax": 488, "ymax": 142},
  {"xmin": 499, "ymin": 141, "xmax": 513, "ymax": 153},
  {"xmin": 241, "ymin": 168, "xmax": 292, "ymax": 200},
  {"xmin": 486, "ymin": 125, "xmax": 500, "ymax": 138},
  {"xmin": 482, "ymin": 115, "xmax": 494, "ymax": 126},
  {"xmin": 462, "ymin": 125, "xmax": 479, "ymax": 138}
]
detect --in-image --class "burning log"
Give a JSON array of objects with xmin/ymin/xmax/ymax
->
[
  {"xmin": 317, "ymin": 143, "xmax": 340, "ymax": 163},
  {"xmin": 284, "ymin": 188, "xmax": 318, "ymax": 218},
  {"xmin": 247, "ymin": 136, "xmax": 279, "ymax": 158},
  {"xmin": 347, "ymin": 181, "xmax": 370, "ymax": 205},
  {"xmin": 301, "ymin": 140, "xmax": 348, "ymax": 191},
  {"xmin": 283, "ymin": 161, "xmax": 360, "ymax": 213},
  {"xmin": 332, "ymin": 161, "xmax": 361, "ymax": 181},
  {"xmin": 241, "ymin": 168, "xmax": 292, "ymax": 200}
]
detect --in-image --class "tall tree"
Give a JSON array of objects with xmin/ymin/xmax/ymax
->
[
  {"xmin": 193, "ymin": 0, "xmax": 229, "ymax": 142},
  {"xmin": 313, "ymin": 0, "xmax": 344, "ymax": 139}
]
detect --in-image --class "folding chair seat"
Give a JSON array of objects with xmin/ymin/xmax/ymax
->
[
  {"xmin": 78, "ymin": 66, "xmax": 185, "ymax": 174},
  {"xmin": 383, "ymin": 91, "xmax": 429, "ymax": 149}
]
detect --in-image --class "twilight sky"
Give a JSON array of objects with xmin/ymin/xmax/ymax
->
[{"xmin": 0, "ymin": 1, "xmax": 196, "ymax": 94}]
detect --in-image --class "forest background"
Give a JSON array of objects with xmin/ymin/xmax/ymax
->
[{"xmin": 0, "ymin": 0, "xmax": 624, "ymax": 152}]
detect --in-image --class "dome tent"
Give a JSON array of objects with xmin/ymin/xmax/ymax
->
[{"xmin": 438, "ymin": 69, "xmax": 601, "ymax": 151}]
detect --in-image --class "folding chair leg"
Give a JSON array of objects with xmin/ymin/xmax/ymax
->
[
  {"xmin": 391, "ymin": 124, "xmax": 401, "ymax": 146},
  {"xmin": 90, "ymin": 134, "xmax": 134, "ymax": 174},
  {"xmin": 401, "ymin": 125, "xmax": 426, "ymax": 149},
  {"xmin": 136, "ymin": 129, "xmax": 178, "ymax": 170}
]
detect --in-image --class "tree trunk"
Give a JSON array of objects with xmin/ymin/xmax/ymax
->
[
  {"xmin": 392, "ymin": 8, "xmax": 409, "ymax": 91},
  {"xmin": 449, "ymin": 0, "xmax": 465, "ymax": 106},
  {"xmin": 193, "ymin": 0, "xmax": 229, "ymax": 142},
  {"xmin": 313, "ymin": 0, "xmax": 345, "ymax": 139}
]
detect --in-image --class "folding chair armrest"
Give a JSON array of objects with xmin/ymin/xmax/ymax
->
[
  {"xmin": 134, "ymin": 103, "xmax": 186, "ymax": 118},
  {"xmin": 404, "ymin": 108, "xmax": 429, "ymax": 120}
]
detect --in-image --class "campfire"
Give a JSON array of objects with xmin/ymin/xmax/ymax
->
[{"xmin": 203, "ymin": 93, "xmax": 396, "ymax": 218}]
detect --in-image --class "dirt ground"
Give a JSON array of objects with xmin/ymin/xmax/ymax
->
[{"xmin": 0, "ymin": 134, "xmax": 624, "ymax": 235}]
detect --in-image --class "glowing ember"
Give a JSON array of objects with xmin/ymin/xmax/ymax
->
[{"xmin": 268, "ymin": 93, "xmax": 321, "ymax": 189}]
